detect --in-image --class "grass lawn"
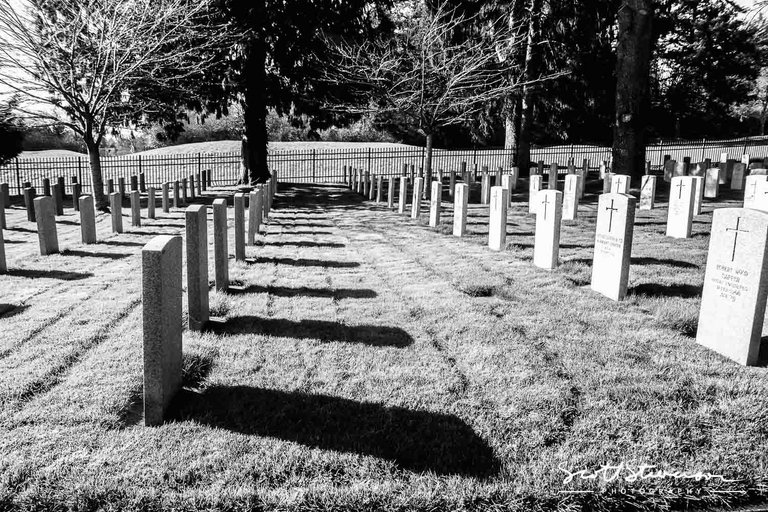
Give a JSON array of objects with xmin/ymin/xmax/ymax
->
[{"xmin": 0, "ymin": 176, "xmax": 766, "ymax": 511}]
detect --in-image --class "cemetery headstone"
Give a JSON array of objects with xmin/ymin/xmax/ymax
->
[
  {"xmin": 603, "ymin": 172, "xmax": 615, "ymax": 194},
  {"xmin": 639, "ymin": 175, "xmax": 656, "ymax": 210},
  {"xmin": 534, "ymin": 190, "xmax": 562, "ymax": 270},
  {"xmin": 140, "ymin": 172, "xmax": 146, "ymax": 193},
  {"xmin": 548, "ymin": 163, "xmax": 558, "ymax": 190},
  {"xmin": 562, "ymin": 174, "xmax": 579, "ymax": 221},
  {"xmin": 691, "ymin": 176, "xmax": 704, "ymax": 215},
  {"xmin": 704, "ymin": 168, "xmax": 720, "ymax": 199},
  {"xmin": 376, "ymin": 176, "xmax": 383, "ymax": 203},
  {"xmin": 411, "ymin": 177, "xmax": 424, "ymax": 219},
  {"xmin": 182, "ymin": 178, "xmax": 189, "ymax": 204},
  {"xmin": 0, "ymin": 228, "xmax": 5, "ymax": 273},
  {"xmin": 142, "ymin": 235, "xmax": 183, "ymax": 426},
  {"xmin": 0, "ymin": 189, "xmax": 5, "ymax": 229},
  {"xmin": 248, "ymin": 187, "xmax": 263, "ymax": 245},
  {"xmin": 731, "ymin": 163, "xmax": 746, "ymax": 191},
  {"xmin": 481, "ymin": 171, "xmax": 491, "ymax": 205},
  {"xmin": 429, "ymin": 181, "xmax": 441, "ymax": 227},
  {"xmin": 611, "ymin": 174, "xmax": 630, "ymax": 194},
  {"xmin": 752, "ymin": 180, "xmax": 768, "ymax": 213},
  {"xmin": 107, "ymin": 179, "xmax": 114, "ymax": 195},
  {"xmin": 591, "ymin": 193, "xmax": 636, "ymax": 301},
  {"xmin": 201, "ymin": 170, "xmax": 208, "ymax": 191},
  {"xmin": 0, "ymin": 183, "xmax": 9, "ymax": 212},
  {"xmin": 369, "ymin": 174, "xmax": 376, "ymax": 201},
  {"xmin": 43, "ymin": 178, "xmax": 51, "ymax": 197},
  {"xmin": 131, "ymin": 191, "xmax": 141, "ymax": 227},
  {"xmin": 663, "ymin": 159, "xmax": 676, "ymax": 183},
  {"xmin": 118, "ymin": 177, "xmax": 126, "ymax": 198},
  {"xmin": 72, "ymin": 183, "xmax": 81, "ymax": 211},
  {"xmin": 173, "ymin": 180, "xmax": 181, "ymax": 208},
  {"xmin": 234, "ymin": 193, "xmax": 246, "ymax": 262},
  {"xmin": 130, "ymin": 175, "xmax": 139, "ymax": 192},
  {"xmin": 453, "ymin": 183, "xmax": 468, "ymax": 237},
  {"xmin": 110, "ymin": 192, "xmax": 123, "ymax": 233},
  {"xmin": 34, "ymin": 196, "xmax": 58, "ymax": 255},
  {"xmin": 696, "ymin": 208, "xmax": 768, "ymax": 366},
  {"xmin": 488, "ymin": 186, "xmax": 508, "ymax": 251},
  {"xmin": 162, "ymin": 183, "xmax": 170, "ymax": 213},
  {"xmin": 691, "ymin": 162, "xmax": 706, "ymax": 177},
  {"xmin": 529, "ymin": 175, "xmax": 543, "ymax": 214},
  {"xmin": 57, "ymin": 177, "xmax": 66, "ymax": 200},
  {"xmin": 509, "ymin": 167, "xmax": 519, "ymax": 191},
  {"xmin": 398, "ymin": 177, "xmax": 408, "ymax": 214},
  {"xmin": 148, "ymin": 187, "xmax": 156, "ymax": 219},
  {"xmin": 24, "ymin": 187, "xmax": 36, "ymax": 222},
  {"xmin": 51, "ymin": 184, "xmax": 63, "ymax": 215},
  {"xmin": 666, "ymin": 176, "xmax": 695, "ymax": 238},
  {"xmin": 213, "ymin": 199, "xmax": 229, "ymax": 291},
  {"xmin": 449, "ymin": 170, "xmax": 456, "ymax": 198},
  {"xmin": 79, "ymin": 195, "xmax": 97, "ymax": 244},
  {"xmin": 501, "ymin": 174, "xmax": 514, "ymax": 207},
  {"xmin": 387, "ymin": 178, "xmax": 395, "ymax": 209}
]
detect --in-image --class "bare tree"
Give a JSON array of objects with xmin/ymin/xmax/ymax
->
[
  {"xmin": 0, "ymin": 0, "xmax": 234, "ymax": 209},
  {"xmin": 323, "ymin": 2, "xmax": 554, "ymax": 178}
]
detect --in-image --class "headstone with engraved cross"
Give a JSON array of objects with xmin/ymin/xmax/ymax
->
[
  {"xmin": 743, "ymin": 175, "xmax": 768, "ymax": 209},
  {"xmin": 696, "ymin": 208, "xmax": 768, "ymax": 365},
  {"xmin": 591, "ymin": 193, "xmax": 637, "ymax": 301},
  {"xmin": 731, "ymin": 163, "xmax": 747, "ymax": 191},
  {"xmin": 534, "ymin": 190, "xmax": 562, "ymax": 270},
  {"xmin": 751, "ymin": 180, "xmax": 768, "ymax": 213},
  {"xmin": 666, "ymin": 176, "xmax": 696, "ymax": 238},
  {"xmin": 691, "ymin": 176, "xmax": 704, "ymax": 215},
  {"xmin": 529, "ymin": 175, "xmax": 543, "ymax": 214},
  {"xmin": 562, "ymin": 174, "xmax": 579, "ymax": 221},
  {"xmin": 611, "ymin": 174, "xmax": 630, "ymax": 194},
  {"xmin": 704, "ymin": 168, "xmax": 720, "ymax": 199},
  {"xmin": 411, "ymin": 177, "xmax": 424, "ymax": 219},
  {"xmin": 640, "ymin": 175, "xmax": 656, "ymax": 210},
  {"xmin": 488, "ymin": 186, "xmax": 508, "ymax": 251}
]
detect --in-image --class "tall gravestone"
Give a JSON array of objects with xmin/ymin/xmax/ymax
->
[
  {"xmin": 142, "ymin": 235, "xmax": 183, "ymax": 426},
  {"xmin": 24, "ymin": 187, "xmax": 36, "ymax": 222},
  {"xmin": 529, "ymin": 175, "xmax": 543, "ymax": 214},
  {"xmin": 182, "ymin": 178, "xmax": 189, "ymax": 204},
  {"xmin": 562, "ymin": 174, "xmax": 579, "ymax": 221},
  {"xmin": 234, "ymin": 193, "xmax": 246, "ymax": 261},
  {"xmin": 131, "ymin": 191, "xmax": 142, "ymax": 227},
  {"xmin": 704, "ymin": 168, "xmax": 720, "ymax": 199},
  {"xmin": 666, "ymin": 177, "xmax": 695, "ymax": 238},
  {"xmin": 509, "ymin": 167, "xmax": 519, "ymax": 192},
  {"xmin": 0, "ymin": 228, "xmax": 5, "ymax": 273},
  {"xmin": 743, "ymin": 175, "xmax": 768, "ymax": 209},
  {"xmin": 186, "ymin": 205, "xmax": 209, "ymax": 331},
  {"xmin": 33, "ymin": 196, "xmax": 58, "ymax": 255},
  {"xmin": 162, "ymin": 183, "xmax": 170, "ymax": 213},
  {"xmin": 248, "ymin": 187, "xmax": 263, "ymax": 245},
  {"xmin": 429, "ymin": 181, "xmax": 441, "ymax": 227},
  {"xmin": 173, "ymin": 180, "xmax": 181, "ymax": 208},
  {"xmin": 691, "ymin": 176, "xmax": 704, "ymax": 215},
  {"xmin": 696, "ymin": 208, "xmax": 768, "ymax": 366},
  {"xmin": 501, "ymin": 174, "xmax": 514, "ymax": 207},
  {"xmin": 591, "ymin": 193, "xmax": 636, "ymax": 301},
  {"xmin": 488, "ymin": 186, "xmax": 508, "ymax": 251},
  {"xmin": 752, "ymin": 180, "xmax": 768, "ymax": 213},
  {"xmin": 398, "ymin": 177, "xmax": 408, "ymax": 214},
  {"xmin": 51, "ymin": 183, "xmax": 64, "ymax": 215},
  {"xmin": 611, "ymin": 174, "xmax": 630, "ymax": 194},
  {"xmin": 189, "ymin": 175, "xmax": 196, "ymax": 200},
  {"xmin": 449, "ymin": 170, "xmax": 456, "ymax": 198},
  {"xmin": 43, "ymin": 178, "xmax": 51, "ymax": 197},
  {"xmin": 718, "ymin": 153, "xmax": 729, "ymax": 185},
  {"xmin": 411, "ymin": 177, "xmax": 424, "ymax": 219},
  {"xmin": 376, "ymin": 176, "xmax": 383, "ymax": 203},
  {"xmin": 140, "ymin": 172, "xmax": 147, "ymax": 193},
  {"xmin": 387, "ymin": 178, "xmax": 395, "ymax": 208},
  {"xmin": 79, "ymin": 195, "xmax": 97, "ymax": 244},
  {"xmin": 731, "ymin": 163, "xmax": 746, "ymax": 191},
  {"xmin": 453, "ymin": 183, "xmax": 468, "ymax": 237},
  {"xmin": 118, "ymin": 177, "xmax": 126, "ymax": 198},
  {"xmin": 110, "ymin": 192, "xmax": 123, "ymax": 233},
  {"xmin": 663, "ymin": 159, "xmax": 676, "ymax": 183},
  {"xmin": 148, "ymin": 187, "xmax": 156, "ymax": 219},
  {"xmin": 213, "ymin": 199, "xmax": 229, "ymax": 291},
  {"xmin": 548, "ymin": 163, "xmax": 558, "ymax": 190},
  {"xmin": 481, "ymin": 171, "xmax": 491, "ymax": 205},
  {"xmin": 0, "ymin": 188, "xmax": 5, "ymax": 230},
  {"xmin": 107, "ymin": 179, "xmax": 115, "ymax": 195},
  {"xmin": 368, "ymin": 173, "xmax": 376, "ymax": 200},
  {"xmin": 196, "ymin": 172, "xmax": 202, "ymax": 196},
  {"xmin": 130, "ymin": 175, "xmax": 139, "ymax": 192},
  {"xmin": 534, "ymin": 190, "xmax": 562, "ymax": 270},
  {"xmin": 640, "ymin": 175, "xmax": 656, "ymax": 210}
]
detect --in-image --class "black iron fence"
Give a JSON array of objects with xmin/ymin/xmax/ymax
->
[{"xmin": 3, "ymin": 136, "xmax": 768, "ymax": 196}]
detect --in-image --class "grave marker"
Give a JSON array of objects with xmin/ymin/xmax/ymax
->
[
  {"xmin": 591, "ymin": 193, "xmax": 636, "ymax": 301},
  {"xmin": 691, "ymin": 176, "xmax": 704, "ymax": 215},
  {"xmin": 411, "ymin": 177, "xmax": 424, "ymax": 219},
  {"xmin": 79, "ymin": 195, "xmax": 97, "ymax": 244},
  {"xmin": 704, "ymin": 168, "xmax": 720, "ymax": 199},
  {"xmin": 501, "ymin": 174, "xmax": 514, "ymax": 207},
  {"xmin": 130, "ymin": 175, "xmax": 139, "ymax": 192},
  {"xmin": 488, "ymin": 186, "xmax": 508, "ymax": 251},
  {"xmin": 398, "ymin": 177, "xmax": 408, "ymax": 214},
  {"xmin": 51, "ymin": 184, "xmax": 63, "ymax": 215},
  {"xmin": 548, "ymin": 163, "xmax": 558, "ymax": 190},
  {"xmin": 453, "ymin": 183, "xmax": 468, "ymax": 237},
  {"xmin": 696, "ymin": 208, "xmax": 768, "ymax": 366},
  {"xmin": 142, "ymin": 235, "xmax": 183, "ymax": 426},
  {"xmin": 376, "ymin": 176, "xmax": 383, "ymax": 203},
  {"xmin": 173, "ymin": 181, "xmax": 181, "ymax": 208},
  {"xmin": 481, "ymin": 171, "xmax": 491, "ymax": 205},
  {"xmin": 663, "ymin": 159, "xmax": 676, "ymax": 182},
  {"xmin": 248, "ymin": 187, "xmax": 263, "ymax": 245},
  {"xmin": 562, "ymin": 174, "xmax": 579, "ymax": 220},
  {"xmin": 148, "ymin": 187, "xmax": 156, "ymax": 219},
  {"xmin": 140, "ymin": 172, "xmax": 146, "ymax": 193},
  {"xmin": 43, "ymin": 178, "xmax": 51, "ymax": 197},
  {"xmin": 131, "ymin": 191, "xmax": 141, "ymax": 227},
  {"xmin": 602, "ymin": 172, "xmax": 615, "ymax": 194},
  {"xmin": 110, "ymin": 192, "xmax": 123, "ymax": 233},
  {"xmin": 24, "ymin": 187, "xmax": 36, "ymax": 222},
  {"xmin": 33, "ymin": 196, "xmax": 58, "ymax": 255},
  {"xmin": 387, "ymin": 178, "xmax": 395, "ymax": 208},
  {"xmin": 0, "ymin": 188, "xmax": 5, "ymax": 229},
  {"xmin": 118, "ymin": 177, "xmax": 126, "ymax": 198},
  {"xmin": 666, "ymin": 176, "xmax": 695, "ymax": 238},
  {"xmin": 534, "ymin": 190, "xmax": 562, "ymax": 270},
  {"xmin": 0, "ymin": 228, "xmax": 5, "ymax": 273},
  {"xmin": 611, "ymin": 174, "xmax": 630, "ymax": 194},
  {"xmin": 429, "ymin": 181, "xmax": 441, "ymax": 227},
  {"xmin": 162, "ymin": 183, "xmax": 170, "ymax": 213},
  {"xmin": 182, "ymin": 178, "xmax": 189, "ymax": 204},
  {"xmin": 234, "ymin": 193, "xmax": 246, "ymax": 261},
  {"xmin": 731, "ymin": 163, "xmax": 746, "ymax": 190},
  {"xmin": 449, "ymin": 170, "xmax": 456, "ymax": 198},
  {"xmin": 639, "ymin": 175, "xmax": 656, "ymax": 210},
  {"xmin": 213, "ymin": 199, "xmax": 229, "ymax": 291},
  {"xmin": 529, "ymin": 175, "xmax": 543, "ymax": 214},
  {"xmin": 744, "ymin": 175, "xmax": 768, "ymax": 209}
]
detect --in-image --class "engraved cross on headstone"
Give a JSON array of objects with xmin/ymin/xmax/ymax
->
[
  {"xmin": 605, "ymin": 199, "xmax": 619, "ymax": 233},
  {"xmin": 676, "ymin": 179, "xmax": 685, "ymax": 199},
  {"xmin": 541, "ymin": 195, "xmax": 551, "ymax": 220},
  {"xmin": 725, "ymin": 217, "xmax": 749, "ymax": 262}
]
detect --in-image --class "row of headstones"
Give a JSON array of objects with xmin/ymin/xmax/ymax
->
[
  {"xmin": 345, "ymin": 163, "xmax": 768, "ymax": 368},
  {"xmin": 142, "ymin": 172, "xmax": 279, "ymax": 426}
]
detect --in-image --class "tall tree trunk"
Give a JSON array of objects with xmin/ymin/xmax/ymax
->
[
  {"xmin": 612, "ymin": 0, "xmax": 653, "ymax": 187},
  {"xmin": 85, "ymin": 136, "xmax": 107, "ymax": 211},
  {"xmin": 243, "ymin": 7, "xmax": 270, "ymax": 186},
  {"xmin": 504, "ymin": 97, "xmax": 521, "ymax": 168},
  {"xmin": 503, "ymin": 0, "xmax": 525, "ymax": 169},
  {"xmin": 517, "ymin": 0, "xmax": 541, "ymax": 176},
  {"xmin": 424, "ymin": 132, "xmax": 433, "ymax": 180}
]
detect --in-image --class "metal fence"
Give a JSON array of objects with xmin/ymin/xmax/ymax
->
[{"xmin": 3, "ymin": 136, "xmax": 768, "ymax": 196}]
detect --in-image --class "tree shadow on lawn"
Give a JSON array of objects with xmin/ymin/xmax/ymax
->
[
  {"xmin": 245, "ymin": 257, "xmax": 359, "ymax": 268},
  {"xmin": 262, "ymin": 241, "xmax": 345, "ymax": 249},
  {"xmin": 631, "ymin": 257, "xmax": 700, "ymax": 269},
  {"xmin": 206, "ymin": 316, "xmax": 413, "ymax": 348},
  {"xmin": 628, "ymin": 283, "xmax": 702, "ymax": 299},
  {"xmin": 6, "ymin": 268, "xmax": 93, "ymax": 280},
  {"xmin": 229, "ymin": 284, "xmax": 377, "ymax": 299},
  {"xmin": 169, "ymin": 385, "xmax": 500, "ymax": 478},
  {"xmin": 0, "ymin": 303, "xmax": 29, "ymax": 318},
  {"xmin": 99, "ymin": 240, "xmax": 145, "ymax": 247},
  {"xmin": 61, "ymin": 249, "xmax": 130, "ymax": 260}
]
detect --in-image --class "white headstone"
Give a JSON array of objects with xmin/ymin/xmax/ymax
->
[
  {"xmin": 751, "ymin": 180, "xmax": 768, "ymax": 213},
  {"xmin": 663, "ymin": 160, "xmax": 676, "ymax": 183},
  {"xmin": 429, "ymin": 181, "xmax": 441, "ymax": 227},
  {"xmin": 501, "ymin": 174, "xmax": 513, "ymax": 206},
  {"xmin": 411, "ymin": 177, "xmax": 424, "ymax": 219},
  {"xmin": 488, "ymin": 186, "xmax": 508, "ymax": 251},
  {"xmin": 186, "ymin": 205, "xmax": 209, "ymax": 331},
  {"xmin": 696, "ymin": 208, "xmax": 768, "ymax": 365},
  {"xmin": 528, "ymin": 175, "xmax": 543, "ymax": 214},
  {"xmin": 398, "ymin": 177, "xmax": 408, "ymax": 214},
  {"xmin": 731, "ymin": 163, "xmax": 746, "ymax": 191},
  {"xmin": 533, "ymin": 190, "xmax": 562, "ymax": 270},
  {"xmin": 0, "ymin": 228, "xmax": 5, "ymax": 273},
  {"xmin": 691, "ymin": 176, "xmax": 704, "ymax": 215},
  {"xmin": 591, "ymin": 193, "xmax": 636, "ymax": 301},
  {"xmin": 611, "ymin": 174, "xmax": 630, "ymax": 194},
  {"xmin": 453, "ymin": 183, "xmax": 468, "ymax": 237},
  {"xmin": 743, "ymin": 175, "xmax": 768, "ymax": 209},
  {"xmin": 704, "ymin": 168, "xmax": 720, "ymax": 199},
  {"xmin": 666, "ymin": 177, "xmax": 695, "ymax": 238},
  {"xmin": 212, "ymin": 198, "xmax": 229, "ymax": 291},
  {"xmin": 639, "ymin": 175, "xmax": 656, "ymax": 210},
  {"xmin": 387, "ymin": 178, "xmax": 395, "ymax": 208},
  {"xmin": 248, "ymin": 187, "xmax": 263, "ymax": 245},
  {"xmin": 34, "ymin": 196, "xmax": 59, "ymax": 255},
  {"xmin": 562, "ymin": 174, "xmax": 579, "ymax": 221}
]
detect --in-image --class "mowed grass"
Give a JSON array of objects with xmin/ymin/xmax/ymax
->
[{"xmin": 0, "ymin": 177, "xmax": 766, "ymax": 511}]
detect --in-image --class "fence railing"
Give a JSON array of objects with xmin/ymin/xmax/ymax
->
[{"xmin": 3, "ymin": 136, "xmax": 768, "ymax": 196}]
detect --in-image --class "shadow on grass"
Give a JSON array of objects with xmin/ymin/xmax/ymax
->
[
  {"xmin": 631, "ymin": 257, "xmax": 700, "ymax": 269},
  {"xmin": 0, "ymin": 303, "xmax": 29, "ymax": 318},
  {"xmin": 170, "ymin": 386, "xmax": 500, "ymax": 478},
  {"xmin": 7, "ymin": 268, "xmax": 93, "ymax": 280},
  {"xmin": 263, "ymin": 241, "xmax": 345, "ymax": 249},
  {"xmin": 8, "ymin": 226, "xmax": 36, "ymax": 233},
  {"xmin": 629, "ymin": 283, "xmax": 702, "ymax": 299},
  {"xmin": 61, "ymin": 249, "xmax": 130, "ymax": 260},
  {"xmin": 206, "ymin": 316, "xmax": 413, "ymax": 347},
  {"xmin": 99, "ymin": 240, "xmax": 145, "ymax": 247},
  {"xmin": 246, "ymin": 257, "xmax": 360, "ymax": 268},
  {"xmin": 230, "ymin": 284, "xmax": 376, "ymax": 299}
]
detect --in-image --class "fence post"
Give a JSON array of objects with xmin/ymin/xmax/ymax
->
[
  {"xmin": 367, "ymin": 147, "xmax": 372, "ymax": 176},
  {"xmin": 138, "ymin": 154, "xmax": 142, "ymax": 176},
  {"xmin": 198, "ymin": 153, "xmax": 202, "ymax": 174},
  {"xmin": 14, "ymin": 158, "xmax": 21, "ymax": 195},
  {"xmin": 700, "ymin": 138, "xmax": 706, "ymax": 161},
  {"xmin": 312, "ymin": 149, "xmax": 316, "ymax": 182}
]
